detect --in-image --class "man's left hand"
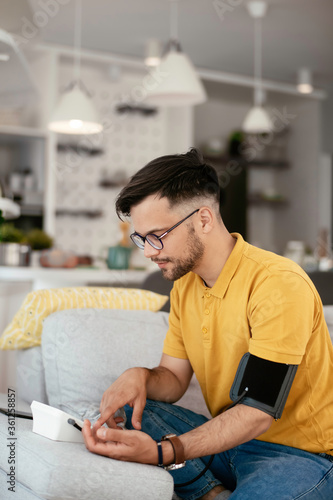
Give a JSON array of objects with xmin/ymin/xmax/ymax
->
[{"xmin": 82, "ymin": 420, "xmax": 158, "ymax": 465}]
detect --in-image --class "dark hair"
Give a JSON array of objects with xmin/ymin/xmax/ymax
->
[{"xmin": 115, "ymin": 148, "xmax": 220, "ymax": 218}]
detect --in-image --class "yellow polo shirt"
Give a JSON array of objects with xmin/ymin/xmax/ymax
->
[{"xmin": 163, "ymin": 234, "xmax": 333, "ymax": 455}]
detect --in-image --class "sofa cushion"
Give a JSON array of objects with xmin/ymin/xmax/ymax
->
[
  {"xmin": 0, "ymin": 287, "xmax": 168, "ymax": 350},
  {"xmin": 0, "ymin": 413, "xmax": 174, "ymax": 500},
  {"xmin": 41, "ymin": 309, "xmax": 170, "ymax": 419}
]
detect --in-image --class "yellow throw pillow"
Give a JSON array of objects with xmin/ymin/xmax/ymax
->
[{"xmin": 0, "ymin": 287, "xmax": 168, "ymax": 350}]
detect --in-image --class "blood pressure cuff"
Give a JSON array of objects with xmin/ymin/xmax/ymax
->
[{"xmin": 230, "ymin": 353, "xmax": 298, "ymax": 419}]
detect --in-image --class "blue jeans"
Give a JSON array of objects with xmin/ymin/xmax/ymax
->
[{"xmin": 125, "ymin": 400, "xmax": 333, "ymax": 500}]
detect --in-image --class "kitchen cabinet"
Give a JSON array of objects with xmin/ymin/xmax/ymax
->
[{"xmin": 0, "ymin": 266, "xmax": 150, "ymax": 291}]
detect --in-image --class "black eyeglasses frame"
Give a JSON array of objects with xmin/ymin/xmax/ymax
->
[{"xmin": 130, "ymin": 209, "xmax": 199, "ymax": 250}]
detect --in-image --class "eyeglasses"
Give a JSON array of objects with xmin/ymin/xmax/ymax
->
[{"xmin": 130, "ymin": 209, "xmax": 199, "ymax": 250}]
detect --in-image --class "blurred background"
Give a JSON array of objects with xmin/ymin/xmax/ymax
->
[
  {"xmin": 1, "ymin": 0, "xmax": 333, "ymax": 393},
  {"xmin": 0, "ymin": 0, "xmax": 332, "ymax": 271}
]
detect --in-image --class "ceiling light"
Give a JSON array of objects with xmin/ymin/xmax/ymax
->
[
  {"xmin": 297, "ymin": 68, "xmax": 313, "ymax": 94},
  {"xmin": 0, "ymin": 53, "xmax": 10, "ymax": 62},
  {"xmin": 49, "ymin": 82, "xmax": 102, "ymax": 134},
  {"xmin": 144, "ymin": 39, "xmax": 161, "ymax": 67},
  {"xmin": 144, "ymin": 0, "xmax": 206, "ymax": 107},
  {"xmin": 242, "ymin": 1, "xmax": 273, "ymax": 134},
  {"xmin": 243, "ymin": 106, "xmax": 273, "ymax": 134},
  {"xmin": 48, "ymin": 0, "xmax": 102, "ymax": 135}
]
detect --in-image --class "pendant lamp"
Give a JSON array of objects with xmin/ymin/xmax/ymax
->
[
  {"xmin": 242, "ymin": 1, "xmax": 273, "ymax": 134},
  {"xmin": 48, "ymin": 0, "xmax": 102, "ymax": 135},
  {"xmin": 145, "ymin": 0, "xmax": 206, "ymax": 107},
  {"xmin": 144, "ymin": 39, "xmax": 162, "ymax": 67},
  {"xmin": 297, "ymin": 68, "xmax": 313, "ymax": 94}
]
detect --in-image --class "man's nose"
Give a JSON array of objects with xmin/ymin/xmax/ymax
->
[{"xmin": 144, "ymin": 241, "xmax": 161, "ymax": 258}]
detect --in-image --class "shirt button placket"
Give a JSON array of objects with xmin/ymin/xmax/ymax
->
[{"xmin": 202, "ymin": 291, "xmax": 211, "ymax": 342}]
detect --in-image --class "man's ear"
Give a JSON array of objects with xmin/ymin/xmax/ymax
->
[{"xmin": 198, "ymin": 207, "xmax": 214, "ymax": 234}]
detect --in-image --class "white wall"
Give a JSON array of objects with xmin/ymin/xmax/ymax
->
[
  {"xmin": 322, "ymin": 85, "xmax": 333, "ymax": 155},
  {"xmin": 165, "ymin": 106, "xmax": 194, "ymax": 153}
]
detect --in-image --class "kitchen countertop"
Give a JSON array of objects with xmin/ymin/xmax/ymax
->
[{"xmin": 0, "ymin": 266, "xmax": 151, "ymax": 290}]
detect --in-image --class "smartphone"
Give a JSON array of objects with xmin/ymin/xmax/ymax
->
[{"xmin": 0, "ymin": 408, "xmax": 33, "ymax": 420}]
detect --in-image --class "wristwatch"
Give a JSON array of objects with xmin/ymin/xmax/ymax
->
[{"xmin": 161, "ymin": 433, "xmax": 186, "ymax": 471}]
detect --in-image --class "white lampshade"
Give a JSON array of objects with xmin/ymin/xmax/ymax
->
[
  {"xmin": 0, "ymin": 198, "xmax": 20, "ymax": 219},
  {"xmin": 48, "ymin": 85, "xmax": 103, "ymax": 135},
  {"xmin": 242, "ymin": 106, "xmax": 273, "ymax": 134},
  {"xmin": 145, "ymin": 51, "xmax": 207, "ymax": 107}
]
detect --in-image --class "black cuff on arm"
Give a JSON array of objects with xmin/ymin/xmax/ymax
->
[{"xmin": 230, "ymin": 353, "xmax": 298, "ymax": 419}]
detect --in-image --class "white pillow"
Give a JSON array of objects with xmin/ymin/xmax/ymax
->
[{"xmin": 41, "ymin": 309, "xmax": 169, "ymax": 420}]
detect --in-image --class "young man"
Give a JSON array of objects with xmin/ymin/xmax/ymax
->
[{"xmin": 82, "ymin": 148, "xmax": 333, "ymax": 500}]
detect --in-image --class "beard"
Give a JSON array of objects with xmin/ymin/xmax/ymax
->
[{"xmin": 154, "ymin": 227, "xmax": 205, "ymax": 282}]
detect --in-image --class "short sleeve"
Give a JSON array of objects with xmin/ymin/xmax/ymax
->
[
  {"xmin": 248, "ymin": 271, "xmax": 316, "ymax": 364},
  {"xmin": 163, "ymin": 283, "xmax": 188, "ymax": 359}
]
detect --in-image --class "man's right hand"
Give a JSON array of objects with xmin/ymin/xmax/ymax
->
[{"xmin": 96, "ymin": 367, "xmax": 150, "ymax": 430}]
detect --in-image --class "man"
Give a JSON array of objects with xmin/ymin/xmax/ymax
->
[{"xmin": 83, "ymin": 148, "xmax": 333, "ymax": 499}]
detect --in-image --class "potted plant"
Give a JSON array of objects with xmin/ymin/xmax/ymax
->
[
  {"xmin": 228, "ymin": 130, "xmax": 245, "ymax": 157},
  {"xmin": 25, "ymin": 229, "xmax": 54, "ymax": 267}
]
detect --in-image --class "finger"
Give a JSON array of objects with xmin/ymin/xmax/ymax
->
[
  {"xmin": 85, "ymin": 435, "xmax": 125, "ymax": 459},
  {"xmin": 105, "ymin": 416, "xmax": 119, "ymax": 429},
  {"xmin": 96, "ymin": 405, "xmax": 113, "ymax": 425},
  {"xmin": 114, "ymin": 416, "xmax": 125, "ymax": 429},
  {"xmin": 96, "ymin": 427, "xmax": 107, "ymax": 440},
  {"xmin": 99, "ymin": 391, "xmax": 109, "ymax": 411},
  {"xmin": 131, "ymin": 398, "xmax": 146, "ymax": 430},
  {"xmin": 96, "ymin": 427, "xmax": 128, "ymax": 442},
  {"xmin": 83, "ymin": 423, "xmax": 119, "ymax": 457},
  {"xmin": 95, "ymin": 406, "xmax": 118, "ymax": 428},
  {"xmin": 100, "ymin": 394, "xmax": 125, "ymax": 416},
  {"xmin": 86, "ymin": 427, "xmax": 156, "ymax": 463},
  {"xmin": 82, "ymin": 419, "xmax": 92, "ymax": 434},
  {"xmin": 82, "ymin": 420, "xmax": 98, "ymax": 448}
]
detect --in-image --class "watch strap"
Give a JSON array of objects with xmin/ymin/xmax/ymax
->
[{"xmin": 161, "ymin": 434, "xmax": 185, "ymax": 465}]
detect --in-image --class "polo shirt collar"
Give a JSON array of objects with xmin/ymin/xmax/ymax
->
[{"xmin": 197, "ymin": 233, "xmax": 245, "ymax": 299}]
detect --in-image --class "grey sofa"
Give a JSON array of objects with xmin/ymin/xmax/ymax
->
[{"xmin": 0, "ymin": 308, "xmax": 209, "ymax": 500}]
